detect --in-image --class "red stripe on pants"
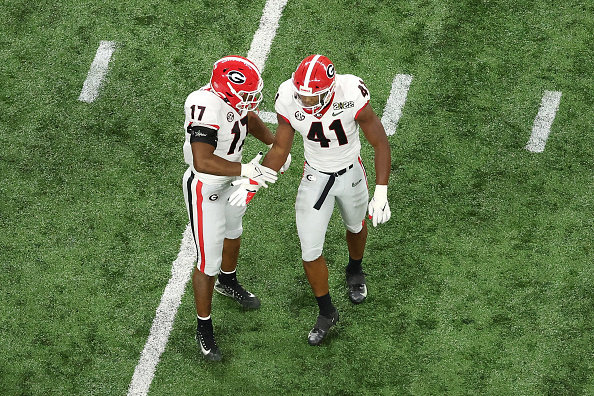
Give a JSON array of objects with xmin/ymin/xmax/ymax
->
[
  {"xmin": 195, "ymin": 180, "xmax": 206, "ymax": 272},
  {"xmin": 358, "ymin": 156, "xmax": 368, "ymax": 188}
]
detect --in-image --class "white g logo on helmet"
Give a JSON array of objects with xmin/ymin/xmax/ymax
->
[
  {"xmin": 326, "ymin": 64, "xmax": 335, "ymax": 78},
  {"xmin": 227, "ymin": 70, "xmax": 246, "ymax": 84}
]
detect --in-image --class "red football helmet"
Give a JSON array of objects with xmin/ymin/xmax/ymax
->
[
  {"xmin": 210, "ymin": 56, "xmax": 263, "ymax": 113},
  {"xmin": 292, "ymin": 54, "xmax": 336, "ymax": 115}
]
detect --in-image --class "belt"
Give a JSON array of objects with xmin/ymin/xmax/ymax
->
[
  {"xmin": 318, "ymin": 164, "xmax": 354, "ymax": 177},
  {"xmin": 311, "ymin": 163, "xmax": 354, "ymax": 210}
]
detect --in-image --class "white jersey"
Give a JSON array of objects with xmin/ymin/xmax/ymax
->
[
  {"xmin": 183, "ymin": 85, "xmax": 248, "ymax": 185},
  {"xmin": 275, "ymin": 74, "xmax": 370, "ymax": 172}
]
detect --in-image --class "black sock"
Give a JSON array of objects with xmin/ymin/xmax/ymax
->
[
  {"xmin": 197, "ymin": 316, "xmax": 213, "ymax": 333},
  {"xmin": 315, "ymin": 293, "xmax": 336, "ymax": 317},
  {"xmin": 218, "ymin": 269, "xmax": 237, "ymax": 285},
  {"xmin": 346, "ymin": 257, "xmax": 363, "ymax": 274}
]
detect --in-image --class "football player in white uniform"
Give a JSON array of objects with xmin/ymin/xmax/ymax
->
[
  {"xmin": 260, "ymin": 54, "xmax": 392, "ymax": 346},
  {"xmin": 182, "ymin": 56, "xmax": 278, "ymax": 361}
]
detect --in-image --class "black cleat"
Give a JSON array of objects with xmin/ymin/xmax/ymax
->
[
  {"xmin": 195, "ymin": 327, "xmax": 222, "ymax": 362},
  {"xmin": 346, "ymin": 270, "xmax": 367, "ymax": 304},
  {"xmin": 308, "ymin": 310, "xmax": 339, "ymax": 346},
  {"xmin": 214, "ymin": 279, "xmax": 261, "ymax": 309}
]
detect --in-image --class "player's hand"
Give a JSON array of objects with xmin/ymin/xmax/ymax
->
[
  {"xmin": 280, "ymin": 153, "xmax": 291, "ymax": 174},
  {"xmin": 266, "ymin": 143, "xmax": 291, "ymax": 174},
  {"xmin": 229, "ymin": 178, "xmax": 261, "ymax": 206},
  {"xmin": 368, "ymin": 185, "xmax": 391, "ymax": 227},
  {"xmin": 240, "ymin": 152, "xmax": 277, "ymax": 187}
]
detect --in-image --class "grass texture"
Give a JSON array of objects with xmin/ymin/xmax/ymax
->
[{"xmin": 1, "ymin": 0, "xmax": 593, "ymax": 394}]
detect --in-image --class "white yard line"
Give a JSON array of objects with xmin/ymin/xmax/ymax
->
[
  {"xmin": 525, "ymin": 90, "xmax": 562, "ymax": 153},
  {"xmin": 127, "ymin": 1, "xmax": 288, "ymax": 395},
  {"xmin": 127, "ymin": 225, "xmax": 195, "ymax": 396},
  {"xmin": 247, "ymin": 0, "xmax": 289, "ymax": 73},
  {"xmin": 381, "ymin": 74, "xmax": 413, "ymax": 136},
  {"xmin": 78, "ymin": 41, "xmax": 116, "ymax": 103},
  {"xmin": 259, "ymin": 111, "xmax": 278, "ymax": 124}
]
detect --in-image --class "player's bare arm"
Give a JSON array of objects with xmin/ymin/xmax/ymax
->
[
  {"xmin": 356, "ymin": 103, "xmax": 391, "ymax": 185},
  {"xmin": 246, "ymin": 111, "xmax": 275, "ymax": 146},
  {"xmin": 261, "ymin": 115, "xmax": 295, "ymax": 172},
  {"xmin": 191, "ymin": 141, "xmax": 242, "ymax": 176}
]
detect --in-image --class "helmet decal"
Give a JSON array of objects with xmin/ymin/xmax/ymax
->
[
  {"xmin": 326, "ymin": 64, "xmax": 335, "ymax": 79},
  {"xmin": 227, "ymin": 70, "xmax": 246, "ymax": 84}
]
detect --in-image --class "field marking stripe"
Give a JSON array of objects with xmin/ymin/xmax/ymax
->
[
  {"xmin": 247, "ymin": 0, "xmax": 288, "ymax": 73},
  {"xmin": 127, "ymin": 2, "xmax": 288, "ymax": 395},
  {"xmin": 127, "ymin": 224, "xmax": 195, "ymax": 396},
  {"xmin": 381, "ymin": 74, "xmax": 413, "ymax": 136},
  {"xmin": 78, "ymin": 41, "xmax": 116, "ymax": 103},
  {"xmin": 259, "ymin": 111, "xmax": 278, "ymax": 124},
  {"xmin": 525, "ymin": 90, "xmax": 562, "ymax": 153}
]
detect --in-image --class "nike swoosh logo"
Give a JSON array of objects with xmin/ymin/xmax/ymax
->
[{"xmin": 332, "ymin": 111, "xmax": 344, "ymax": 116}]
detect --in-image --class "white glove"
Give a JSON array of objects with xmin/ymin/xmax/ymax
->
[
  {"xmin": 240, "ymin": 152, "xmax": 277, "ymax": 187},
  {"xmin": 267, "ymin": 144, "xmax": 291, "ymax": 174},
  {"xmin": 229, "ymin": 178, "xmax": 261, "ymax": 206},
  {"xmin": 368, "ymin": 185, "xmax": 391, "ymax": 227}
]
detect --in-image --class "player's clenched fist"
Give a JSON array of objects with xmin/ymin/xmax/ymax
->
[{"xmin": 240, "ymin": 152, "xmax": 277, "ymax": 187}]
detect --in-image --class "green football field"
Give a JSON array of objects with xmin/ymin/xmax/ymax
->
[{"xmin": 1, "ymin": 0, "xmax": 593, "ymax": 394}]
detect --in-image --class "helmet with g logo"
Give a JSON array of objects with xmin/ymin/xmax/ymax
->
[
  {"xmin": 210, "ymin": 56, "xmax": 263, "ymax": 113},
  {"xmin": 292, "ymin": 54, "xmax": 336, "ymax": 115}
]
